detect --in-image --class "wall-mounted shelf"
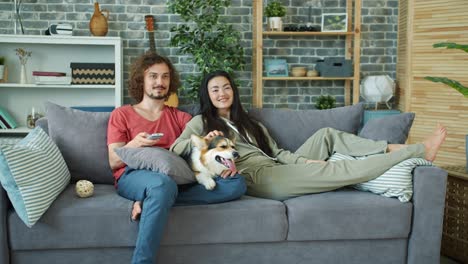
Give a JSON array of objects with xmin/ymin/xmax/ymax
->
[
  {"xmin": 252, "ymin": 0, "xmax": 362, "ymax": 107},
  {"xmin": 263, "ymin": 32, "xmax": 354, "ymax": 36},
  {"xmin": 262, "ymin": 77, "xmax": 356, "ymax": 81}
]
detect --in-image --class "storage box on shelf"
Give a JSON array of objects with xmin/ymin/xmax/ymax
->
[
  {"xmin": 0, "ymin": 35, "xmax": 122, "ymax": 135},
  {"xmin": 252, "ymin": 0, "xmax": 362, "ymax": 107}
]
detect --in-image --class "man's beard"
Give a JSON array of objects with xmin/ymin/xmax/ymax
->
[
  {"xmin": 146, "ymin": 87, "xmax": 168, "ymax": 100},
  {"xmin": 147, "ymin": 93, "xmax": 168, "ymax": 100}
]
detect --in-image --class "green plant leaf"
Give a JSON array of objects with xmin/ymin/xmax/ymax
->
[
  {"xmin": 433, "ymin": 42, "xmax": 468, "ymax": 53},
  {"xmin": 168, "ymin": 0, "xmax": 245, "ymax": 102},
  {"xmin": 425, "ymin": 76, "xmax": 468, "ymax": 98}
]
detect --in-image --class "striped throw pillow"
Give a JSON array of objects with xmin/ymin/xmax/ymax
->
[
  {"xmin": 0, "ymin": 127, "xmax": 70, "ymax": 227},
  {"xmin": 329, "ymin": 153, "xmax": 432, "ymax": 202}
]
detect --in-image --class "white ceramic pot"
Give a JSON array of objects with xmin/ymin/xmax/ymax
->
[
  {"xmin": 20, "ymin": 64, "xmax": 27, "ymax": 84},
  {"xmin": 268, "ymin": 17, "xmax": 283, "ymax": 31}
]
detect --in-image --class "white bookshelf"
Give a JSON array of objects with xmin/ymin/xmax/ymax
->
[{"xmin": 0, "ymin": 34, "xmax": 122, "ymax": 135}]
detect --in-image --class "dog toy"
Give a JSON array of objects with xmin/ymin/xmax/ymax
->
[{"xmin": 75, "ymin": 180, "xmax": 94, "ymax": 198}]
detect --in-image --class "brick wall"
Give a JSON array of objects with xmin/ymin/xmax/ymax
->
[{"xmin": 0, "ymin": 0, "xmax": 398, "ymax": 109}]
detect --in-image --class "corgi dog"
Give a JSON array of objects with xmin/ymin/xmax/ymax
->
[{"xmin": 190, "ymin": 135, "xmax": 239, "ymax": 190}]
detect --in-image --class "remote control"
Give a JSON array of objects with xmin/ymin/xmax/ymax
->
[{"xmin": 147, "ymin": 133, "xmax": 164, "ymax": 140}]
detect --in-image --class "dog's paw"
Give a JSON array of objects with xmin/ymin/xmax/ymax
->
[{"xmin": 203, "ymin": 178, "xmax": 216, "ymax": 190}]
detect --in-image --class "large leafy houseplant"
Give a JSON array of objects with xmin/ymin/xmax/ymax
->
[
  {"xmin": 424, "ymin": 42, "xmax": 468, "ymax": 97},
  {"xmin": 169, "ymin": 0, "xmax": 245, "ymax": 101}
]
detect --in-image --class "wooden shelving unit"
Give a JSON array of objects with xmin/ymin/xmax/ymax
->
[
  {"xmin": 0, "ymin": 35, "xmax": 123, "ymax": 135},
  {"xmin": 252, "ymin": 0, "xmax": 362, "ymax": 107}
]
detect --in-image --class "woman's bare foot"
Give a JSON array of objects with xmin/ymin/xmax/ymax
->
[
  {"xmin": 131, "ymin": 201, "xmax": 142, "ymax": 222},
  {"xmin": 423, "ymin": 124, "xmax": 447, "ymax": 162}
]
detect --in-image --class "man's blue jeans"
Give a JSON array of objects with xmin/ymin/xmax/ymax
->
[{"xmin": 117, "ymin": 167, "xmax": 246, "ymax": 264}]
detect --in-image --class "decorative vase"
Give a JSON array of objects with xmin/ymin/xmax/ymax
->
[
  {"xmin": 268, "ymin": 17, "xmax": 283, "ymax": 31},
  {"xmin": 20, "ymin": 64, "xmax": 27, "ymax": 84},
  {"xmin": 89, "ymin": 2, "xmax": 109, "ymax": 36}
]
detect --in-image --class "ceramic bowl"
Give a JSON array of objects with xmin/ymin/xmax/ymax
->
[{"xmin": 291, "ymin": 66, "xmax": 307, "ymax": 77}]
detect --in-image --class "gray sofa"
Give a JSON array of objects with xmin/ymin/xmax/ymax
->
[{"xmin": 0, "ymin": 103, "xmax": 447, "ymax": 264}]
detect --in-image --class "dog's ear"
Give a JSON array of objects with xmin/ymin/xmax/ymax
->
[{"xmin": 191, "ymin": 135, "xmax": 207, "ymax": 149}]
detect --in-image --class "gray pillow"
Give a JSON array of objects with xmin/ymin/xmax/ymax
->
[
  {"xmin": 114, "ymin": 147, "xmax": 195, "ymax": 185},
  {"xmin": 248, "ymin": 104, "xmax": 364, "ymax": 151},
  {"xmin": 358, "ymin": 113, "xmax": 415, "ymax": 144},
  {"xmin": 45, "ymin": 101, "xmax": 114, "ymax": 184}
]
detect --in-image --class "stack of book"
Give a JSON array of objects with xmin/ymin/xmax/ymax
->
[
  {"xmin": 33, "ymin": 71, "xmax": 71, "ymax": 85},
  {"xmin": 0, "ymin": 106, "xmax": 17, "ymax": 129}
]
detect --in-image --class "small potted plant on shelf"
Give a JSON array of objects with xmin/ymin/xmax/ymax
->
[
  {"xmin": 265, "ymin": 1, "xmax": 287, "ymax": 31},
  {"xmin": 315, "ymin": 95, "xmax": 336, "ymax": 110}
]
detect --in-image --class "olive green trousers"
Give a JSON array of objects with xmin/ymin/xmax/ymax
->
[{"xmin": 246, "ymin": 127, "xmax": 425, "ymax": 200}]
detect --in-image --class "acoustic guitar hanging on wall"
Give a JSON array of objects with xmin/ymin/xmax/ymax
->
[{"xmin": 144, "ymin": 14, "xmax": 179, "ymax": 107}]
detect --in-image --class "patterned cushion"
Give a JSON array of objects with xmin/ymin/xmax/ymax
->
[
  {"xmin": 0, "ymin": 127, "xmax": 70, "ymax": 227},
  {"xmin": 329, "ymin": 153, "xmax": 432, "ymax": 202}
]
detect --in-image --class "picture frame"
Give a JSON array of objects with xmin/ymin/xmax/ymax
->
[
  {"xmin": 265, "ymin": 59, "xmax": 288, "ymax": 77},
  {"xmin": 321, "ymin": 13, "xmax": 348, "ymax": 32}
]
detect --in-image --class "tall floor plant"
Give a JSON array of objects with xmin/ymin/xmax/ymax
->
[
  {"xmin": 425, "ymin": 42, "xmax": 468, "ymax": 97},
  {"xmin": 169, "ymin": 0, "xmax": 245, "ymax": 101}
]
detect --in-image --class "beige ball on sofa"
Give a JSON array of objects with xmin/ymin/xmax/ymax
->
[{"xmin": 75, "ymin": 180, "xmax": 94, "ymax": 198}]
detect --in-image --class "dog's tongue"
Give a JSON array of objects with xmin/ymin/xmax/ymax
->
[{"xmin": 223, "ymin": 158, "xmax": 237, "ymax": 172}]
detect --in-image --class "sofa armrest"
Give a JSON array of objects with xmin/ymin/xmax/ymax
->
[
  {"xmin": 408, "ymin": 166, "xmax": 447, "ymax": 264},
  {"xmin": 0, "ymin": 186, "xmax": 9, "ymax": 264}
]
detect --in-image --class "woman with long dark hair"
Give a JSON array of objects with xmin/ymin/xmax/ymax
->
[{"xmin": 171, "ymin": 70, "xmax": 447, "ymax": 201}]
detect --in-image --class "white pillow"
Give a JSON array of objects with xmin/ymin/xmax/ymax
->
[
  {"xmin": 0, "ymin": 127, "xmax": 70, "ymax": 227},
  {"xmin": 329, "ymin": 152, "xmax": 432, "ymax": 202}
]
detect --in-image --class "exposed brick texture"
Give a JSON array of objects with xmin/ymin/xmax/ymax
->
[{"xmin": 0, "ymin": 0, "xmax": 398, "ymax": 109}]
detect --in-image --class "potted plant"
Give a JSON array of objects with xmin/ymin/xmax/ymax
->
[
  {"xmin": 0, "ymin": 57, "xmax": 5, "ymax": 81},
  {"xmin": 265, "ymin": 1, "xmax": 287, "ymax": 31},
  {"xmin": 315, "ymin": 95, "xmax": 336, "ymax": 110},
  {"xmin": 169, "ymin": 0, "xmax": 245, "ymax": 102}
]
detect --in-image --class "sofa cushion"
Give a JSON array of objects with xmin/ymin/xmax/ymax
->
[
  {"xmin": 114, "ymin": 147, "xmax": 196, "ymax": 185},
  {"xmin": 45, "ymin": 102, "xmax": 113, "ymax": 184},
  {"xmin": 248, "ymin": 104, "xmax": 364, "ymax": 151},
  {"xmin": 0, "ymin": 127, "xmax": 70, "ymax": 227},
  {"xmin": 359, "ymin": 112, "xmax": 415, "ymax": 144},
  {"xmin": 285, "ymin": 189, "xmax": 412, "ymax": 241},
  {"xmin": 8, "ymin": 185, "xmax": 287, "ymax": 250}
]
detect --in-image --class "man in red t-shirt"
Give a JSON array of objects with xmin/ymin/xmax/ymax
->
[{"xmin": 107, "ymin": 53, "xmax": 246, "ymax": 264}]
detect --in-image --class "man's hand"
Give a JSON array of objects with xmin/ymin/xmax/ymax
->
[{"xmin": 127, "ymin": 132, "xmax": 161, "ymax": 147}]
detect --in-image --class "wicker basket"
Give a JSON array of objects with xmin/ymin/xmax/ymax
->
[{"xmin": 441, "ymin": 165, "xmax": 468, "ymax": 263}]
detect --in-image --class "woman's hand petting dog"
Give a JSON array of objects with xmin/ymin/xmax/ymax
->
[
  {"xmin": 127, "ymin": 132, "xmax": 160, "ymax": 147},
  {"xmin": 204, "ymin": 130, "xmax": 224, "ymax": 141}
]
